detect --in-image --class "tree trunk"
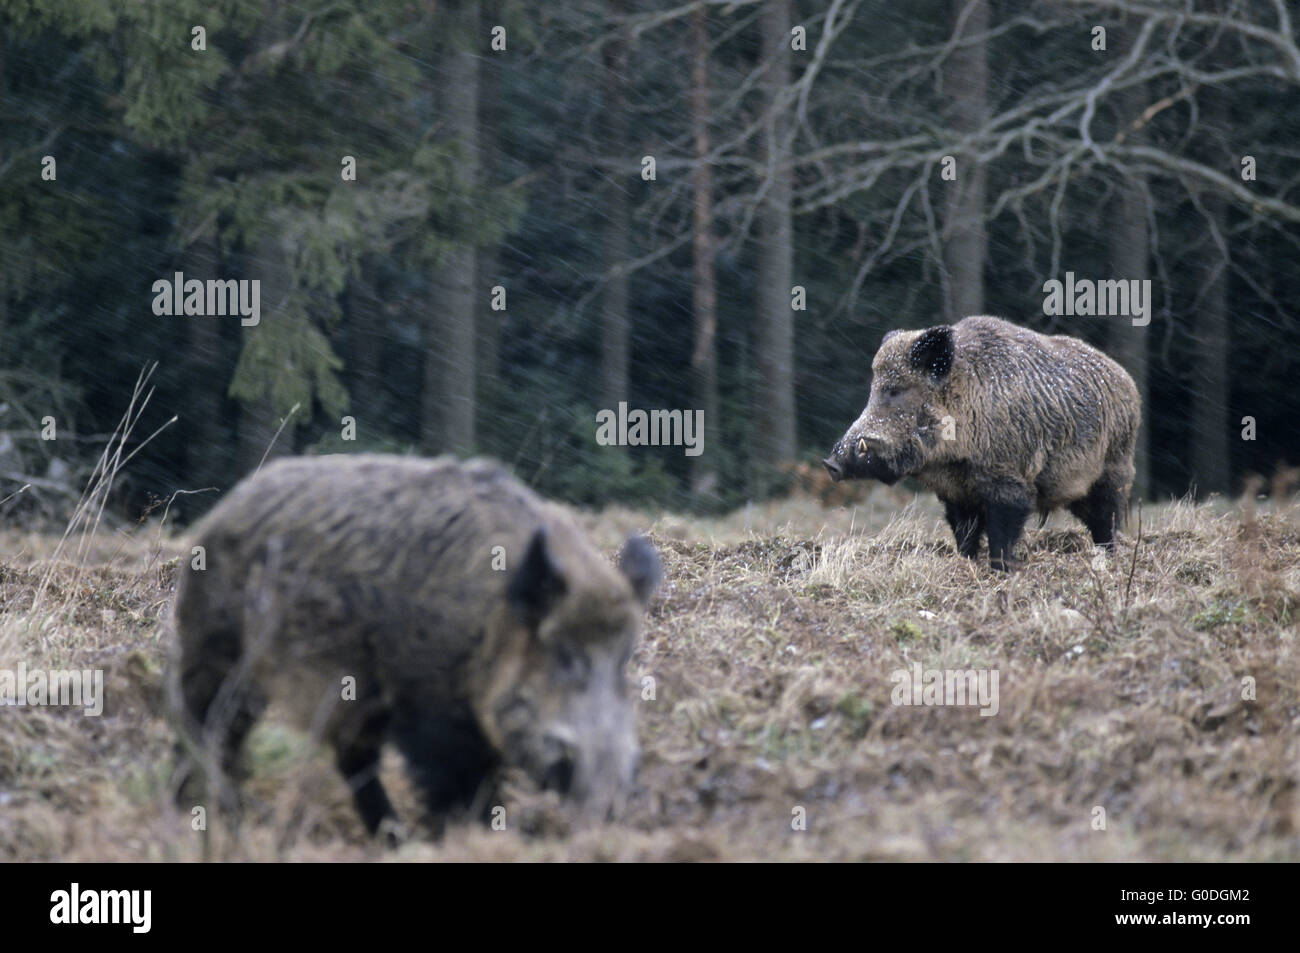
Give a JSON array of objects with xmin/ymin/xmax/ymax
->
[
  {"xmin": 477, "ymin": 244, "xmax": 500, "ymax": 396},
  {"xmin": 476, "ymin": 26, "xmax": 502, "ymax": 415},
  {"xmin": 754, "ymin": 0, "xmax": 796, "ymax": 492},
  {"xmin": 0, "ymin": 34, "xmax": 7, "ymax": 359},
  {"xmin": 236, "ymin": 232, "xmax": 293, "ymax": 475},
  {"xmin": 345, "ymin": 274, "xmax": 383, "ymax": 425},
  {"xmin": 940, "ymin": 0, "xmax": 988, "ymax": 321},
  {"xmin": 0, "ymin": 268, "xmax": 7, "ymax": 363},
  {"xmin": 1191, "ymin": 199, "xmax": 1230, "ymax": 495},
  {"xmin": 689, "ymin": 5, "xmax": 718, "ymax": 498},
  {"xmin": 1107, "ymin": 66, "xmax": 1153, "ymax": 502},
  {"xmin": 600, "ymin": 0, "xmax": 632, "ymax": 412},
  {"xmin": 184, "ymin": 231, "xmax": 227, "ymax": 487},
  {"xmin": 423, "ymin": 0, "xmax": 480, "ymax": 457}
]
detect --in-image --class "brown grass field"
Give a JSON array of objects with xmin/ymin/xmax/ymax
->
[{"xmin": 1, "ymin": 484, "xmax": 1297, "ymax": 862}]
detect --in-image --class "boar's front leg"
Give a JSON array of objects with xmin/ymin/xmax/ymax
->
[
  {"xmin": 982, "ymin": 482, "xmax": 1034, "ymax": 571},
  {"xmin": 942, "ymin": 499, "xmax": 986, "ymax": 559},
  {"xmin": 333, "ymin": 705, "xmax": 399, "ymax": 838},
  {"xmin": 392, "ymin": 704, "xmax": 498, "ymax": 833}
]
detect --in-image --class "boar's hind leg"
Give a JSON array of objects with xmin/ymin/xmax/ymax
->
[
  {"xmin": 942, "ymin": 500, "xmax": 986, "ymax": 558},
  {"xmin": 332, "ymin": 705, "xmax": 398, "ymax": 837},
  {"xmin": 983, "ymin": 486, "xmax": 1033, "ymax": 571},
  {"xmin": 1069, "ymin": 476, "xmax": 1127, "ymax": 550}
]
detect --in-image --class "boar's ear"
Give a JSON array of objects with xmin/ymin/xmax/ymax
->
[
  {"xmin": 508, "ymin": 528, "xmax": 568, "ymax": 627},
  {"xmin": 618, "ymin": 534, "xmax": 662, "ymax": 606},
  {"xmin": 909, "ymin": 325, "xmax": 955, "ymax": 381}
]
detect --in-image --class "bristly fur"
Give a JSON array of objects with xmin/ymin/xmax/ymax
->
[
  {"xmin": 169, "ymin": 454, "xmax": 657, "ymax": 839},
  {"xmin": 825, "ymin": 316, "xmax": 1140, "ymax": 569}
]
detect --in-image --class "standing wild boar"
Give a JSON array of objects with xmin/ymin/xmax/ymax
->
[
  {"xmin": 170, "ymin": 454, "xmax": 660, "ymax": 838},
  {"xmin": 823, "ymin": 316, "xmax": 1140, "ymax": 569}
]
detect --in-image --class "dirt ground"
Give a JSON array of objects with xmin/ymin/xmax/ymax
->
[{"xmin": 1, "ymin": 487, "xmax": 1296, "ymax": 861}]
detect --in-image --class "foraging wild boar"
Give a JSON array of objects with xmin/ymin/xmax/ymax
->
[
  {"xmin": 170, "ymin": 454, "xmax": 660, "ymax": 838},
  {"xmin": 823, "ymin": 316, "xmax": 1140, "ymax": 569}
]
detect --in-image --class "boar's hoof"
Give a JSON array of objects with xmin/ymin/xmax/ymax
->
[{"xmin": 377, "ymin": 816, "xmax": 412, "ymax": 849}]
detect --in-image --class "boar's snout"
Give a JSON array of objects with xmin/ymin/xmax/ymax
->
[
  {"xmin": 531, "ymin": 679, "xmax": 639, "ymax": 818},
  {"xmin": 539, "ymin": 729, "xmax": 578, "ymax": 795},
  {"xmin": 825, "ymin": 432, "xmax": 888, "ymax": 482}
]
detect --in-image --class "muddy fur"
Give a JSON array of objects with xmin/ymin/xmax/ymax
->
[
  {"xmin": 824, "ymin": 315, "xmax": 1140, "ymax": 569},
  {"xmin": 169, "ymin": 454, "xmax": 659, "ymax": 839}
]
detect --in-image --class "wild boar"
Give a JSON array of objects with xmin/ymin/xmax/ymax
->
[
  {"xmin": 169, "ymin": 454, "xmax": 660, "ymax": 838},
  {"xmin": 823, "ymin": 316, "xmax": 1140, "ymax": 569}
]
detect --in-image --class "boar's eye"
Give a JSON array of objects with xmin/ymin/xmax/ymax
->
[
  {"xmin": 887, "ymin": 386, "xmax": 902, "ymax": 398},
  {"xmin": 555, "ymin": 643, "xmax": 590, "ymax": 683}
]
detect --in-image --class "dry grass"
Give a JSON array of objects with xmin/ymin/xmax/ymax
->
[{"xmin": 1, "ymin": 487, "xmax": 1297, "ymax": 862}]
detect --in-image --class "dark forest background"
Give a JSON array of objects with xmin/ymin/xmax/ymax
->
[{"xmin": 1, "ymin": 0, "xmax": 1297, "ymax": 521}]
